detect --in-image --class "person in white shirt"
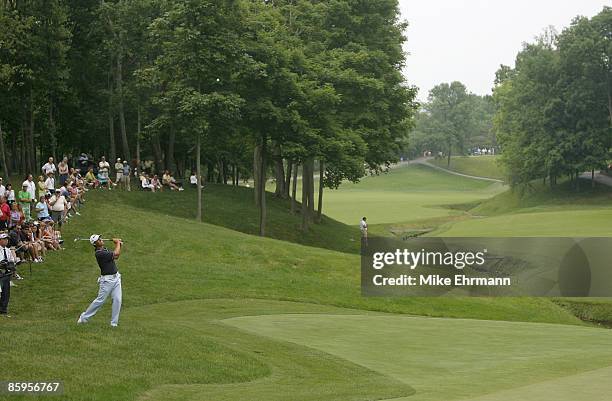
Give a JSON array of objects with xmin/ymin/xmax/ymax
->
[
  {"xmin": 0, "ymin": 178, "xmax": 6, "ymax": 199},
  {"xmin": 49, "ymin": 189, "xmax": 68, "ymax": 226},
  {"xmin": 44, "ymin": 172, "xmax": 55, "ymax": 192},
  {"xmin": 98, "ymin": 156, "xmax": 110, "ymax": 174},
  {"xmin": 360, "ymin": 216, "xmax": 368, "ymax": 247},
  {"xmin": 114, "ymin": 158, "xmax": 123, "ymax": 183},
  {"xmin": 190, "ymin": 173, "xmax": 197, "ymax": 188},
  {"xmin": 22, "ymin": 174, "xmax": 36, "ymax": 202},
  {"xmin": 41, "ymin": 157, "xmax": 57, "ymax": 176}
]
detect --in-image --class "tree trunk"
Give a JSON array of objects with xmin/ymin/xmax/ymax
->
[
  {"xmin": 592, "ymin": 169, "xmax": 595, "ymax": 188},
  {"xmin": 316, "ymin": 160, "xmax": 325, "ymax": 222},
  {"xmin": 151, "ymin": 134, "xmax": 163, "ymax": 175},
  {"xmin": 20, "ymin": 115, "xmax": 26, "ymax": 175},
  {"xmin": 272, "ymin": 142, "xmax": 284, "ymax": 197},
  {"xmin": 447, "ymin": 143, "xmax": 452, "ymax": 168},
  {"xmin": 196, "ymin": 134, "xmax": 202, "ymax": 222},
  {"xmin": 136, "ymin": 105, "xmax": 141, "ymax": 171},
  {"xmin": 218, "ymin": 159, "xmax": 227, "ymax": 184},
  {"xmin": 115, "ymin": 53, "xmax": 131, "ymax": 162},
  {"xmin": 48, "ymin": 101, "xmax": 57, "ymax": 160},
  {"xmin": 301, "ymin": 160, "xmax": 310, "ymax": 231},
  {"xmin": 284, "ymin": 160, "xmax": 292, "ymax": 198},
  {"xmin": 307, "ymin": 158, "xmax": 315, "ymax": 218},
  {"xmin": 0, "ymin": 121, "xmax": 10, "ymax": 179},
  {"xmin": 28, "ymin": 88, "xmax": 36, "ymax": 173},
  {"xmin": 206, "ymin": 162, "xmax": 215, "ymax": 183},
  {"xmin": 166, "ymin": 123, "xmax": 176, "ymax": 171},
  {"xmin": 291, "ymin": 162, "xmax": 298, "ymax": 214},
  {"xmin": 253, "ymin": 145, "xmax": 262, "ymax": 206},
  {"xmin": 11, "ymin": 129, "xmax": 17, "ymax": 175},
  {"xmin": 108, "ymin": 67, "xmax": 116, "ymax": 164},
  {"xmin": 258, "ymin": 137, "xmax": 267, "ymax": 236}
]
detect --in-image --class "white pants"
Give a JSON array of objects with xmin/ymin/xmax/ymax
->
[{"xmin": 80, "ymin": 273, "xmax": 122, "ymax": 326}]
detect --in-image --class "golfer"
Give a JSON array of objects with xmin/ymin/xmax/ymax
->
[{"xmin": 77, "ymin": 235, "xmax": 123, "ymax": 327}]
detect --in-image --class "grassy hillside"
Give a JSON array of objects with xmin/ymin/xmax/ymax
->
[
  {"xmin": 431, "ymin": 179, "xmax": 612, "ymax": 236},
  {"xmin": 4, "ymin": 190, "xmax": 595, "ymax": 401},
  {"xmin": 111, "ymin": 184, "xmax": 360, "ymax": 254},
  {"xmin": 429, "ymin": 155, "xmax": 505, "ymax": 180}
]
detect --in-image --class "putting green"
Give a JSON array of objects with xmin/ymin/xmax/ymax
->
[{"xmin": 225, "ymin": 314, "xmax": 612, "ymax": 401}]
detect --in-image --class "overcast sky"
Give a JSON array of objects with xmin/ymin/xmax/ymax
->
[{"xmin": 399, "ymin": 0, "xmax": 609, "ymax": 101}]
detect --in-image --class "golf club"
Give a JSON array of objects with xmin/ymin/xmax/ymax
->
[{"xmin": 73, "ymin": 237, "xmax": 125, "ymax": 243}]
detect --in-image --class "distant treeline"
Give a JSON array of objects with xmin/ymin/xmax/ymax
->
[{"xmin": 494, "ymin": 7, "xmax": 611, "ymax": 186}]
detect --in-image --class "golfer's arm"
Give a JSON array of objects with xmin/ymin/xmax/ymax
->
[{"xmin": 113, "ymin": 242, "xmax": 122, "ymax": 259}]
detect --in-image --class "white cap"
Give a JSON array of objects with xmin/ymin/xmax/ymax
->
[
  {"xmin": 89, "ymin": 234, "xmax": 101, "ymax": 245},
  {"xmin": 0, "ymin": 233, "xmax": 8, "ymax": 239},
  {"xmin": 117, "ymin": 158, "xmax": 121, "ymax": 162}
]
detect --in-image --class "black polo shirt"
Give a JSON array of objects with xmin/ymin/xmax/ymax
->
[{"xmin": 95, "ymin": 248, "xmax": 118, "ymax": 275}]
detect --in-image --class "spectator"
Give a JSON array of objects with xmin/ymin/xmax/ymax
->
[
  {"xmin": 114, "ymin": 158, "xmax": 123, "ymax": 184},
  {"xmin": 25, "ymin": 223, "xmax": 46, "ymax": 262},
  {"xmin": 151, "ymin": 174, "xmax": 162, "ymax": 192},
  {"xmin": 22, "ymin": 174, "xmax": 36, "ymax": 202},
  {"xmin": 37, "ymin": 175, "xmax": 47, "ymax": 198},
  {"xmin": 0, "ymin": 196, "xmax": 9, "ymax": 230},
  {"xmin": 162, "ymin": 170, "xmax": 183, "ymax": 191},
  {"xmin": 190, "ymin": 173, "xmax": 197, "ymax": 188},
  {"xmin": 85, "ymin": 167, "xmax": 98, "ymax": 188},
  {"xmin": 18, "ymin": 183, "xmax": 33, "ymax": 222},
  {"xmin": 9, "ymin": 203, "xmax": 24, "ymax": 228},
  {"xmin": 0, "ymin": 177, "xmax": 5, "ymax": 199},
  {"xmin": 97, "ymin": 168, "xmax": 111, "ymax": 189},
  {"xmin": 140, "ymin": 173, "xmax": 154, "ymax": 191},
  {"xmin": 40, "ymin": 220, "xmax": 61, "ymax": 251},
  {"xmin": 35, "ymin": 195, "xmax": 51, "ymax": 222},
  {"xmin": 44, "ymin": 172, "xmax": 55, "ymax": 193},
  {"xmin": 58, "ymin": 156, "xmax": 69, "ymax": 186},
  {"xmin": 49, "ymin": 188, "xmax": 68, "ymax": 226},
  {"xmin": 121, "ymin": 161, "xmax": 131, "ymax": 191},
  {"xmin": 6, "ymin": 183, "xmax": 15, "ymax": 205},
  {"xmin": 41, "ymin": 156, "xmax": 57, "ymax": 176},
  {"xmin": 98, "ymin": 156, "xmax": 110, "ymax": 175}
]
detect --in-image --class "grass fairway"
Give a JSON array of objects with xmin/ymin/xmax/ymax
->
[
  {"xmin": 5, "ymin": 189, "xmax": 600, "ymax": 401},
  {"xmin": 319, "ymin": 164, "xmax": 504, "ymax": 225},
  {"xmin": 429, "ymin": 156, "xmax": 505, "ymax": 181},
  {"xmin": 226, "ymin": 313, "xmax": 612, "ymax": 401}
]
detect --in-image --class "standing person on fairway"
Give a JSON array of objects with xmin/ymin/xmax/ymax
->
[
  {"xmin": 360, "ymin": 216, "xmax": 368, "ymax": 248},
  {"xmin": 77, "ymin": 235, "xmax": 123, "ymax": 327}
]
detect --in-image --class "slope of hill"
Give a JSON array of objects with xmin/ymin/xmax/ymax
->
[
  {"xmin": 5, "ymin": 189, "xmax": 610, "ymax": 401},
  {"xmin": 110, "ymin": 184, "xmax": 360, "ymax": 254},
  {"xmin": 431, "ymin": 178, "xmax": 612, "ymax": 236},
  {"xmin": 429, "ymin": 155, "xmax": 505, "ymax": 180}
]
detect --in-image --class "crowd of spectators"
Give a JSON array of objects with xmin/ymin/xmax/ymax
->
[
  {"xmin": 4, "ymin": 154, "xmax": 186, "ymax": 292},
  {"xmin": 6, "ymin": 155, "xmax": 187, "ymax": 265}
]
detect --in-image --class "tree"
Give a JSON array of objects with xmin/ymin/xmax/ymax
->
[{"xmin": 146, "ymin": 0, "xmax": 245, "ymax": 222}]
